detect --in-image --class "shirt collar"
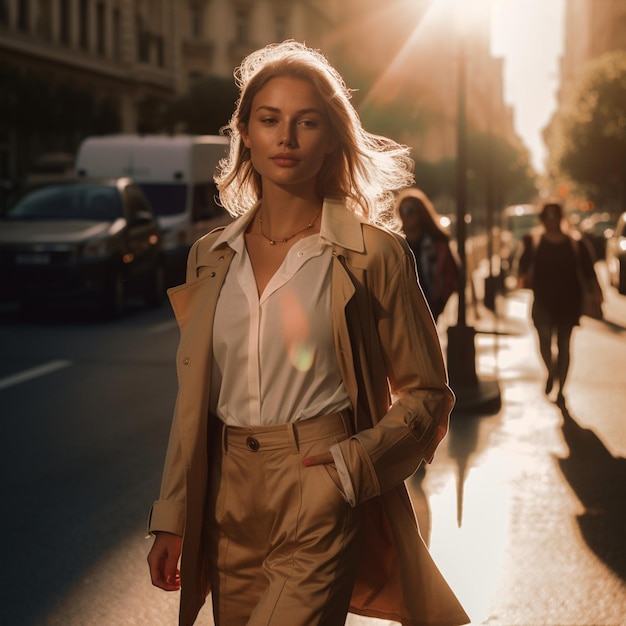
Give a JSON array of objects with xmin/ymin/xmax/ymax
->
[
  {"xmin": 210, "ymin": 201, "xmax": 259, "ymax": 253},
  {"xmin": 319, "ymin": 198, "xmax": 366, "ymax": 253},
  {"xmin": 210, "ymin": 198, "xmax": 366, "ymax": 254}
]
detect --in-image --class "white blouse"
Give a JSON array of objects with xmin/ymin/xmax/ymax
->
[{"xmin": 209, "ymin": 219, "xmax": 352, "ymax": 427}]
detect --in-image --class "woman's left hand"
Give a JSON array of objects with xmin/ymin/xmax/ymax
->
[{"xmin": 303, "ymin": 451, "xmax": 333, "ymax": 466}]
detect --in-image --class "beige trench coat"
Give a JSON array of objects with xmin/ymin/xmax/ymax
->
[{"xmin": 149, "ymin": 199, "xmax": 470, "ymax": 626}]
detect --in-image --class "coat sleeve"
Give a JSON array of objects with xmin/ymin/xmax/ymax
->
[
  {"xmin": 334, "ymin": 236, "xmax": 455, "ymax": 504},
  {"xmin": 148, "ymin": 394, "xmax": 187, "ymax": 535},
  {"xmin": 147, "ymin": 239, "xmax": 206, "ymax": 536}
]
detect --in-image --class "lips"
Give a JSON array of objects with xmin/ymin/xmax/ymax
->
[{"xmin": 271, "ymin": 153, "xmax": 299, "ymax": 166}]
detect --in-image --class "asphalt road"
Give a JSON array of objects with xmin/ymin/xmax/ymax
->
[
  {"xmin": 0, "ymin": 301, "xmax": 180, "ymax": 625},
  {"xmin": 0, "ymin": 266, "xmax": 625, "ymax": 626}
]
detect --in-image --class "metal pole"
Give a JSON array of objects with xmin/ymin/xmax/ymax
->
[
  {"xmin": 455, "ymin": 40, "xmax": 468, "ymax": 328},
  {"xmin": 484, "ymin": 129, "xmax": 497, "ymax": 311},
  {"xmin": 447, "ymin": 31, "xmax": 478, "ymax": 389}
]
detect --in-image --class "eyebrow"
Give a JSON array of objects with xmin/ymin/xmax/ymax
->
[{"xmin": 254, "ymin": 105, "xmax": 323, "ymax": 116}]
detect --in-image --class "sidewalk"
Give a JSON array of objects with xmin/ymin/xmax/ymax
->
[
  {"xmin": 405, "ymin": 283, "xmax": 626, "ymax": 626},
  {"xmin": 346, "ymin": 290, "xmax": 534, "ymax": 626}
]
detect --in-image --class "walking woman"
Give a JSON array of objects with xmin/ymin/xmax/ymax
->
[
  {"xmin": 517, "ymin": 201, "xmax": 601, "ymax": 405},
  {"xmin": 396, "ymin": 188, "xmax": 459, "ymax": 321},
  {"xmin": 147, "ymin": 40, "xmax": 469, "ymax": 626}
]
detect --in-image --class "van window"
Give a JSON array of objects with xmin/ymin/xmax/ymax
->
[
  {"xmin": 137, "ymin": 183, "xmax": 187, "ymax": 217},
  {"xmin": 192, "ymin": 182, "xmax": 224, "ymax": 221}
]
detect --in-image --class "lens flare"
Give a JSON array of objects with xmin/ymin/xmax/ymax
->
[{"xmin": 279, "ymin": 289, "xmax": 315, "ymax": 372}]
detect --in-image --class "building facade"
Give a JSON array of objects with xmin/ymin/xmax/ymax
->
[
  {"xmin": 1, "ymin": 0, "xmax": 519, "ymax": 210},
  {"xmin": 560, "ymin": 0, "xmax": 626, "ymax": 101},
  {"xmin": 0, "ymin": 0, "xmax": 338, "ymax": 191}
]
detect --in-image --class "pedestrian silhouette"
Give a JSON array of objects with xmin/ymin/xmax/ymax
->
[
  {"xmin": 396, "ymin": 188, "xmax": 459, "ymax": 322},
  {"xmin": 517, "ymin": 201, "xmax": 602, "ymax": 405}
]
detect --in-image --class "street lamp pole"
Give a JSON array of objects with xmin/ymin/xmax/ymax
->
[{"xmin": 447, "ymin": 34, "xmax": 478, "ymax": 389}]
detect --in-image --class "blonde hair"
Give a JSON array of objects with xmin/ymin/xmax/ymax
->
[{"xmin": 215, "ymin": 40, "xmax": 414, "ymax": 229}]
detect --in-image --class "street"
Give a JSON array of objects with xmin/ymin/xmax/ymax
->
[{"xmin": 0, "ymin": 264, "xmax": 625, "ymax": 626}]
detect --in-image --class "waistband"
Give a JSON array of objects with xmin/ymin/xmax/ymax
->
[{"xmin": 216, "ymin": 410, "xmax": 353, "ymax": 453}]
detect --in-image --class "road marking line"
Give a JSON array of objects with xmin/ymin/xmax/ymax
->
[{"xmin": 0, "ymin": 360, "xmax": 73, "ymax": 391}]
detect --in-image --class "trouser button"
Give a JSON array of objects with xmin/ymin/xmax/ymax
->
[{"xmin": 246, "ymin": 436, "xmax": 260, "ymax": 451}]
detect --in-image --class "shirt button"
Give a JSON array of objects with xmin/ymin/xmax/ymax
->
[
  {"xmin": 297, "ymin": 250, "xmax": 304, "ymax": 257},
  {"xmin": 183, "ymin": 357, "xmax": 190, "ymax": 365},
  {"xmin": 246, "ymin": 436, "xmax": 260, "ymax": 451},
  {"xmin": 210, "ymin": 271, "xmax": 216, "ymax": 277}
]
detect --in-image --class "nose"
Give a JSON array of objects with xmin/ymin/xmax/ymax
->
[{"xmin": 278, "ymin": 124, "xmax": 297, "ymax": 148}]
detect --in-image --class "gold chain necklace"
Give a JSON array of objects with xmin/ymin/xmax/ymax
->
[{"xmin": 258, "ymin": 209, "xmax": 321, "ymax": 245}]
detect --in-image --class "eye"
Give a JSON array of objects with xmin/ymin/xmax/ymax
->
[
  {"xmin": 260, "ymin": 116, "xmax": 278, "ymax": 125},
  {"xmin": 299, "ymin": 118, "xmax": 320, "ymax": 129}
]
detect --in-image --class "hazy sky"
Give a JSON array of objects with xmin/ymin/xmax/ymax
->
[{"xmin": 490, "ymin": 0, "xmax": 566, "ymax": 174}]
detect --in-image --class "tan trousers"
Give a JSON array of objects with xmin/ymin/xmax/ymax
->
[{"xmin": 207, "ymin": 412, "xmax": 363, "ymax": 626}]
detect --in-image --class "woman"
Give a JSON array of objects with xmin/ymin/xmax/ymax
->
[
  {"xmin": 517, "ymin": 201, "xmax": 600, "ymax": 405},
  {"xmin": 147, "ymin": 40, "xmax": 469, "ymax": 626},
  {"xmin": 395, "ymin": 188, "xmax": 459, "ymax": 321}
]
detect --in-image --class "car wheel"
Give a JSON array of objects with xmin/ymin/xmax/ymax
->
[{"xmin": 144, "ymin": 263, "xmax": 166, "ymax": 308}]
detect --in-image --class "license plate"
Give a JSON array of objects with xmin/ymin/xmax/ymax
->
[{"xmin": 15, "ymin": 252, "xmax": 51, "ymax": 265}]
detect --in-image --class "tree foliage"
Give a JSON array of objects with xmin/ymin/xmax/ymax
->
[
  {"xmin": 548, "ymin": 50, "xmax": 626, "ymax": 211},
  {"xmin": 467, "ymin": 132, "xmax": 536, "ymax": 209}
]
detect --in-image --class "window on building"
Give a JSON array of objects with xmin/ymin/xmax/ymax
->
[
  {"xmin": 113, "ymin": 8, "xmax": 121, "ymax": 61},
  {"xmin": 610, "ymin": 16, "xmax": 626, "ymax": 48},
  {"xmin": 79, "ymin": 0, "xmax": 89, "ymax": 50},
  {"xmin": 59, "ymin": 0, "xmax": 70, "ymax": 45},
  {"xmin": 155, "ymin": 35, "xmax": 164, "ymax": 67},
  {"xmin": 96, "ymin": 2, "xmax": 105, "ymax": 55},
  {"xmin": 36, "ymin": 0, "xmax": 52, "ymax": 40},
  {"xmin": 235, "ymin": 9, "xmax": 250, "ymax": 44},
  {"xmin": 17, "ymin": 0, "xmax": 29, "ymax": 32},
  {"xmin": 137, "ymin": 17, "xmax": 150, "ymax": 63},
  {"xmin": 0, "ymin": 0, "xmax": 8, "ymax": 27},
  {"xmin": 190, "ymin": 5, "xmax": 203, "ymax": 38},
  {"xmin": 275, "ymin": 14, "xmax": 287, "ymax": 42}
]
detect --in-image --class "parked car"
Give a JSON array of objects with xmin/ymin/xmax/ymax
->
[
  {"xmin": 75, "ymin": 134, "xmax": 231, "ymax": 285},
  {"xmin": 606, "ymin": 211, "xmax": 626, "ymax": 295},
  {"xmin": 0, "ymin": 178, "xmax": 165, "ymax": 316},
  {"xmin": 578, "ymin": 211, "xmax": 614, "ymax": 260}
]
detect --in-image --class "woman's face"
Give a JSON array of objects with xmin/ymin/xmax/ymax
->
[
  {"xmin": 399, "ymin": 200, "xmax": 425, "ymax": 230},
  {"xmin": 542, "ymin": 206, "xmax": 562, "ymax": 232},
  {"xmin": 239, "ymin": 76, "xmax": 336, "ymax": 194}
]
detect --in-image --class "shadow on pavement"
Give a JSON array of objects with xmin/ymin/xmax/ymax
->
[
  {"xmin": 557, "ymin": 402, "xmax": 626, "ymax": 581},
  {"xmin": 445, "ymin": 413, "xmax": 482, "ymax": 528}
]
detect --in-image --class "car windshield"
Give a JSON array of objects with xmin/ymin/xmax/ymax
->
[
  {"xmin": 137, "ymin": 183, "xmax": 187, "ymax": 217},
  {"xmin": 6, "ymin": 184, "xmax": 123, "ymax": 221}
]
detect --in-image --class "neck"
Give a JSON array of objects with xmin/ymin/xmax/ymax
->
[
  {"xmin": 258, "ymin": 187, "xmax": 323, "ymax": 227},
  {"xmin": 255, "ymin": 199, "xmax": 323, "ymax": 245}
]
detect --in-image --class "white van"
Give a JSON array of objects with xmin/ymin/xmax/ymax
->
[{"xmin": 75, "ymin": 134, "xmax": 231, "ymax": 284}]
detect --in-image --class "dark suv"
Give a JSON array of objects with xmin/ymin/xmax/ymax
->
[{"xmin": 0, "ymin": 178, "xmax": 165, "ymax": 316}]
